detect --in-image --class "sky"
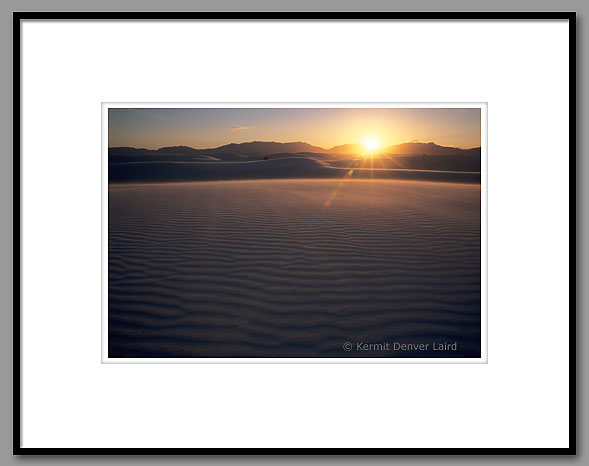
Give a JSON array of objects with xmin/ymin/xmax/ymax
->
[{"xmin": 108, "ymin": 107, "xmax": 481, "ymax": 150}]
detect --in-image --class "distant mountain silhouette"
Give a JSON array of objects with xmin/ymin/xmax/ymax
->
[
  {"xmin": 384, "ymin": 142, "xmax": 477, "ymax": 156},
  {"xmin": 109, "ymin": 140, "xmax": 480, "ymax": 158},
  {"xmin": 108, "ymin": 146, "xmax": 154, "ymax": 155},
  {"xmin": 206, "ymin": 141, "xmax": 326, "ymax": 156},
  {"xmin": 110, "ymin": 141, "xmax": 330, "ymax": 159},
  {"xmin": 156, "ymin": 145, "xmax": 201, "ymax": 155},
  {"xmin": 327, "ymin": 143, "xmax": 366, "ymax": 155},
  {"xmin": 325, "ymin": 141, "xmax": 479, "ymax": 156}
]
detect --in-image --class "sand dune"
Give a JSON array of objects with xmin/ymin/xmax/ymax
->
[
  {"xmin": 108, "ymin": 156, "xmax": 480, "ymax": 184},
  {"xmin": 109, "ymin": 179, "xmax": 481, "ymax": 358}
]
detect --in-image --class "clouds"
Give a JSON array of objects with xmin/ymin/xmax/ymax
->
[{"xmin": 229, "ymin": 126, "xmax": 249, "ymax": 130}]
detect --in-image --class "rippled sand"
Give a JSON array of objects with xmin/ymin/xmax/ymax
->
[{"xmin": 108, "ymin": 179, "xmax": 481, "ymax": 358}]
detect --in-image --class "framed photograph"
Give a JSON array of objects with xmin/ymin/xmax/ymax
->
[
  {"xmin": 15, "ymin": 12, "xmax": 575, "ymax": 454},
  {"xmin": 104, "ymin": 102, "xmax": 487, "ymax": 363}
]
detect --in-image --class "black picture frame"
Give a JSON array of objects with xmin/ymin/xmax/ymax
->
[{"xmin": 13, "ymin": 11, "xmax": 577, "ymax": 456}]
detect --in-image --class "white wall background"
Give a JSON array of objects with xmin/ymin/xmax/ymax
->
[{"xmin": 20, "ymin": 19, "xmax": 569, "ymax": 449}]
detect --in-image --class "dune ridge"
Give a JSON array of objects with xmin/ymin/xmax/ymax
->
[
  {"xmin": 109, "ymin": 157, "xmax": 481, "ymax": 184},
  {"xmin": 109, "ymin": 140, "xmax": 482, "ymax": 184}
]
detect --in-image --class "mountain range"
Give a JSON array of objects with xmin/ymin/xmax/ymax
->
[{"xmin": 109, "ymin": 141, "xmax": 480, "ymax": 157}]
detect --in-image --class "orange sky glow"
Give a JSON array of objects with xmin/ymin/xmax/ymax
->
[{"xmin": 109, "ymin": 107, "xmax": 481, "ymax": 150}]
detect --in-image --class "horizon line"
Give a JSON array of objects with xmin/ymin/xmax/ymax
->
[{"xmin": 108, "ymin": 140, "xmax": 481, "ymax": 151}]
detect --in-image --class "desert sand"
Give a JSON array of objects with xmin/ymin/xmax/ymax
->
[{"xmin": 108, "ymin": 179, "xmax": 481, "ymax": 358}]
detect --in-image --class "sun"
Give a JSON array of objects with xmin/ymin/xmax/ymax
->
[{"xmin": 362, "ymin": 138, "xmax": 381, "ymax": 152}]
